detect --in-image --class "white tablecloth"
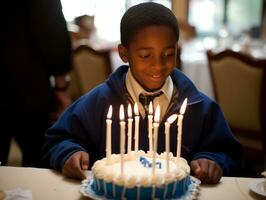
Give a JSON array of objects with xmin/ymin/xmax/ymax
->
[{"xmin": 0, "ymin": 166, "xmax": 265, "ymax": 200}]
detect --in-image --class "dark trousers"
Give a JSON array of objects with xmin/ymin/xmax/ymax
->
[{"xmin": 0, "ymin": 113, "xmax": 51, "ymax": 167}]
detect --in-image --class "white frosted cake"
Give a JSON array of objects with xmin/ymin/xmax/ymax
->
[{"xmin": 91, "ymin": 150, "xmax": 191, "ymax": 199}]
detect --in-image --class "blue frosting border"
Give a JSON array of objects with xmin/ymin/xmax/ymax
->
[{"xmin": 80, "ymin": 175, "xmax": 200, "ymax": 200}]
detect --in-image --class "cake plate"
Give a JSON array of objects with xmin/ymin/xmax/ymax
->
[{"xmin": 80, "ymin": 173, "xmax": 201, "ymax": 200}]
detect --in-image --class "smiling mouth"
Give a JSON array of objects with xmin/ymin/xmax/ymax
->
[{"xmin": 150, "ymin": 75, "xmax": 162, "ymax": 81}]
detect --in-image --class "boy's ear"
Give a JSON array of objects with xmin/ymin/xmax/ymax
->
[{"xmin": 118, "ymin": 44, "xmax": 129, "ymax": 63}]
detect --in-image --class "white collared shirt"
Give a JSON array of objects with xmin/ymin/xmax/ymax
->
[{"xmin": 125, "ymin": 69, "xmax": 174, "ymax": 120}]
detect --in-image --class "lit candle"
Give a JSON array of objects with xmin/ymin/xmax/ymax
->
[
  {"xmin": 106, "ymin": 105, "xmax": 113, "ymax": 163},
  {"xmin": 176, "ymin": 98, "xmax": 188, "ymax": 158},
  {"xmin": 119, "ymin": 104, "xmax": 126, "ymax": 176},
  {"xmin": 164, "ymin": 114, "xmax": 177, "ymax": 174},
  {"xmin": 134, "ymin": 102, "xmax": 140, "ymax": 152},
  {"xmin": 127, "ymin": 104, "xmax": 133, "ymax": 153},
  {"xmin": 148, "ymin": 101, "xmax": 153, "ymax": 151},
  {"xmin": 152, "ymin": 105, "xmax": 160, "ymax": 178}
]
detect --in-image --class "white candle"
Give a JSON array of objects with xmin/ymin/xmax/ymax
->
[
  {"xmin": 148, "ymin": 101, "xmax": 153, "ymax": 151},
  {"xmin": 127, "ymin": 104, "xmax": 133, "ymax": 153},
  {"xmin": 134, "ymin": 102, "xmax": 140, "ymax": 152},
  {"xmin": 165, "ymin": 114, "xmax": 177, "ymax": 174},
  {"xmin": 176, "ymin": 98, "xmax": 188, "ymax": 158},
  {"xmin": 152, "ymin": 105, "xmax": 160, "ymax": 178},
  {"xmin": 106, "ymin": 105, "xmax": 113, "ymax": 163},
  {"xmin": 119, "ymin": 104, "xmax": 126, "ymax": 176}
]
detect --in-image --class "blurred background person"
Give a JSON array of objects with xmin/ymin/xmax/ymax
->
[
  {"xmin": 1, "ymin": 0, "xmax": 73, "ymax": 167},
  {"xmin": 74, "ymin": 15, "xmax": 96, "ymax": 40},
  {"xmin": 70, "ymin": 14, "xmax": 100, "ymax": 49},
  {"xmin": 69, "ymin": 14, "xmax": 96, "ymax": 47},
  {"xmin": 70, "ymin": 14, "xmax": 115, "ymax": 50}
]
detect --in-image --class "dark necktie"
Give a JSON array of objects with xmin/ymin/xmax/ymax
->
[{"xmin": 139, "ymin": 91, "xmax": 163, "ymax": 115}]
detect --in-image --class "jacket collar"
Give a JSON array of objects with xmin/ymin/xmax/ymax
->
[{"xmin": 170, "ymin": 68, "xmax": 204, "ymax": 106}]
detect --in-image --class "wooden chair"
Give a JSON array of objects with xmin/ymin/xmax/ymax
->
[
  {"xmin": 207, "ymin": 49, "xmax": 266, "ymax": 177},
  {"xmin": 68, "ymin": 44, "xmax": 112, "ymax": 100}
]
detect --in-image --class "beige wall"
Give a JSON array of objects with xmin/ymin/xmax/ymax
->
[{"xmin": 172, "ymin": 0, "xmax": 188, "ymax": 21}]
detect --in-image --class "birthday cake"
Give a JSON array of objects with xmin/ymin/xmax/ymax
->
[
  {"xmin": 84, "ymin": 100, "xmax": 194, "ymax": 199},
  {"xmin": 91, "ymin": 150, "xmax": 191, "ymax": 199}
]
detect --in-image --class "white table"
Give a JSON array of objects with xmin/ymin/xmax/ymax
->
[
  {"xmin": 0, "ymin": 166, "xmax": 84, "ymax": 200},
  {"xmin": 0, "ymin": 166, "xmax": 265, "ymax": 200}
]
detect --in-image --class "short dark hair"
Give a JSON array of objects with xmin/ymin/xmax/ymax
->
[{"xmin": 120, "ymin": 2, "xmax": 179, "ymax": 47}]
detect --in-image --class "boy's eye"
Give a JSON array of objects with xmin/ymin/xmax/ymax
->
[
  {"xmin": 139, "ymin": 54, "xmax": 151, "ymax": 59},
  {"xmin": 163, "ymin": 52, "xmax": 174, "ymax": 57}
]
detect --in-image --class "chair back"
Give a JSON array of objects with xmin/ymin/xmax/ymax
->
[
  {"xmin": 68, "ymin": 45, "xmax": 112, "ymax": 99},
  {"xmin": 207, "ymin": 49, "xmax": 266, "ymax": 176}
]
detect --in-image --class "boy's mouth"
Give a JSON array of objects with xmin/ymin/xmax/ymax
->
[{"xmin": 150, "ymin": 74, "xmax": 162, "ymax": 81}]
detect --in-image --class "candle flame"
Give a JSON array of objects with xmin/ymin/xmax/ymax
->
[
  {"xmin": 134, "ymin": 102, "xmax": 139, "ymax": 115},
  {"xmin": 107, "ymin": 105, "xmax": 112, "ymax": 119},
  {"xmin": 128, "ymin": 104, "xmax": 132, "ymax": 118},
  {"xmin": 167, "ymin": 114, "xmax": 177, "ymax": 124},
  {"xmin": 180, "ymin": 98, "xmax": 188, "ymax": 115},
  {"xmin": 119, "ymin": 104, "xmax": 125, "ymax": 121},
  {"xmin": 148, "ymin": 101, "xmax": 153, "ymax": 115},
  {"xmin": 154, "ymin": 105, "xmax": 160, "ymax": 122}
]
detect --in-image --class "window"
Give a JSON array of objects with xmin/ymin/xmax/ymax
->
[
  {"xmin": 126, "ymin": 0, "xmax": 171, "ymax": 9},
  {"xmin": 188, "ymin": 0, "xmax": 264, "ymax": 37},
  {"xmin": 189, "ymin": 0, "xmax": 224, "ymax": 36},
  {"xmin": 61, "ymin": 0, "xmax": 171, "ymax": 42},
  {"xmin": 227, "ymin": 0, "xmax": 263, "ymax": 36}
]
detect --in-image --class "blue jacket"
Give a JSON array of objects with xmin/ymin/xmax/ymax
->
[{"xmin": 43, "ymin": 65, "xmax": 242, "ymax": 175}]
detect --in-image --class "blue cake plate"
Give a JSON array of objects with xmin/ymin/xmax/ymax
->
[{"xmin": 80, "ymin": 173, "xmax": 201, "ymax": 200}]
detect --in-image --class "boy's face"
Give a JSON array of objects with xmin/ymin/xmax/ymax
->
[{"xmin": 119, "ymin": 25, "xmax": 177, "ymax": 91}]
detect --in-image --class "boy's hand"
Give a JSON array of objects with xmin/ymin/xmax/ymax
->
[
  {"xmin": 190, "ymin": 158, "xmax": 222, "ymax": 184},
  {"xmin": 62, "ymin": 151, "xmax": 89, "ymax": 180}
]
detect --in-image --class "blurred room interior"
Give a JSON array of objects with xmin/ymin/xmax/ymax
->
[{"xmin": 8, "ymin": 0, "xmax": 266, "ymax": 178}]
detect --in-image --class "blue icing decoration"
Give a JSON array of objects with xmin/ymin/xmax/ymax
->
[{"xmin": 139, "ymin": 156, "xmax": 162, "ymax": 169}]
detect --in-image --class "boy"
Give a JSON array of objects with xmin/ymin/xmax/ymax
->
[{"xmin": 42, "ymin": 2, "xmax": 242, "ymax": 184}]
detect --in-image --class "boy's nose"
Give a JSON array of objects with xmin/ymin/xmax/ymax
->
[{"xmin": 152, "ymin": 56, "xmax": 165, "ymax": 68}]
